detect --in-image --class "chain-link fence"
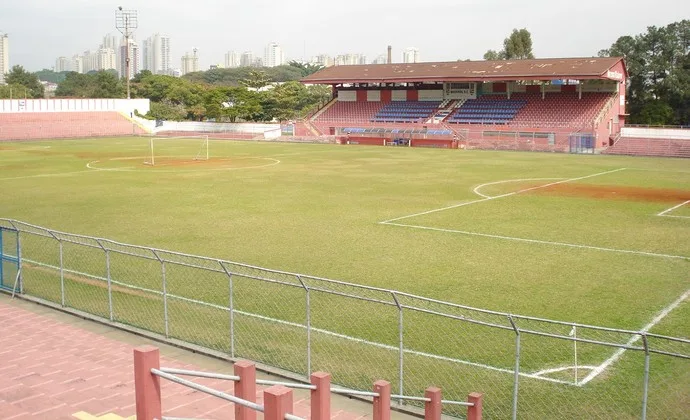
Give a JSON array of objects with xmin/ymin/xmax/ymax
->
[{"xmin": 0, "ymin": 219, "xmax": 688, "ymax": 419}]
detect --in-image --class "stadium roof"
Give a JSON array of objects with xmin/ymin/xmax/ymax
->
[{"xmin": 302, "ymin": 57, "xmax": 626, "ymax": 84}]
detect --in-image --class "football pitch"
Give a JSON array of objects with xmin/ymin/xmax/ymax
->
[{"xmin": 0, "ymin": 137, "xmax": 688, "ymax": 418}]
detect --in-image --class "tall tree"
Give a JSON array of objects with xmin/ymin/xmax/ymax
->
[
  {"xmin": 288, "ymin": 61, "xmax": 325, "ymax": 77},
  {"xmin": 599, "ymin": 20, "xmax": 690, "ymax": 125},
  {"xmin": 240, "ymin": 70, "xmax": 272, "ymax": 89},
  {"xmin": 5, "ymin": 65, "xmax": 45, "ymax": 98},
  {"xmin": 483, "ymin": 28, "xmax": 534, "ymax": 60}
]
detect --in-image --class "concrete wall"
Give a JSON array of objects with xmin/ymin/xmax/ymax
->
[
  {"xmin": 621, "ymin": 127, "xmax": 690, "ymax": 139},
  {"xmin": 0, "ymin": 98, "xmax": 150, "ymax": 115}
]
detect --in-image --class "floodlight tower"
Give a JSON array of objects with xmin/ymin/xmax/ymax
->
[{"xmin": 115, "ymin": 6, "xmax": 138, "ymax": 99}]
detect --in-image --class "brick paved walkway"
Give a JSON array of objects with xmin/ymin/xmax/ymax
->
[{"xmin": 0, "ymin": 296, "xmax": 412, "ymax": 420}]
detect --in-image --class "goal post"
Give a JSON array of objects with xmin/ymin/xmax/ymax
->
[{"xmin": 143, "ymin": 135, "xmax": 209, "ymax": 166}]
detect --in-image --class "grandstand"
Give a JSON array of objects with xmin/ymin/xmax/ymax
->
[
  {"xmin": 0, "ymin": 99, "xmax": 149, "ymax": 141},
  {"xmin": 302, "ymin": 57, "xmax": 631, "ymax": 153}
]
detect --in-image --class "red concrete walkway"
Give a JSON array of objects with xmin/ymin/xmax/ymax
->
[{"xmin": 0, "ymin": 296, "xmax": 412, "ymax": 420}]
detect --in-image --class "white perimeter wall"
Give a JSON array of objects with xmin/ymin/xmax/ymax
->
[
  {"xmin": 0, "ymin": 98, "xmax": 150, "ymax": 115},
  {"xmin": 154, "ymin": 120, "xmax": 282, "ymax": 139},
  {"xmin": 621, "ymin": 127, "xmax": 690, "ymax": 139}
]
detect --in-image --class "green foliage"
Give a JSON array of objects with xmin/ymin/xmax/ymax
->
[
  {"xmin": 147, "ymin": 101, "xmax": 188, "ymax": 121},
  {"xmin": 0, "ymin": 83, "xmax": 30, "ymax": 99},
  {"xmin": 55, "ymin": 71, "xmax": 125, "ymax": 98},
  {"xmin": 600, "ymin": 20, "xmax": 690, "ymax": 125},
  {"xmin": 288, "ymin": 60, "xmax": 325, "ymax": 77},
  {"xmin": 240, "ymin": 70, "xmax": 272, "ymax": 89},
  {"xmin": 182, "ymin": 65, "xmax": 304, "ymax": 86},
  {"xmin": 483, "ymin": 50, "xmax": 502, "ymax": 61},
  {"xmin": 483, "ymin": 28, "xmax": 534, "ymax": 60},
  {"xmin": 5, "ymin": 65, "xmax": 45, "ymax": 98},
  {"xmin": 35, "ymin": 69, "xmax": 68, "ymax": 84}
]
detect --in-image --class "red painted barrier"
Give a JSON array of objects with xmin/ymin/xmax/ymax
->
[
  {"xmin": 373, "ymin": 380, "xmax": 391, "ymax": 420},
  {"xmin": 311, "ymin": 372, "xmax": 331, "ymax": 420},
  {"xmin": 264, "ymin": 386, "xmax": 294, "ymax": 420},
  {"xmin": 133, "ymin": 346, "xmax": 162, "ymax": 420},
  {"xmin": 132, "ymin": 347, "xmax": 483, "ymax": 420},
  {"xmin": 234, "ymin": 360, "xmax": 257, "ymax": 420}
]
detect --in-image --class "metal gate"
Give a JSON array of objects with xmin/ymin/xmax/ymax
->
[
  {"xmin": 569, "ymin": 133, "xmax": 595, "ymax": 154},
  {"xmin": 0, "ymin": 227, "xmax": 20, "ymax": 293}
]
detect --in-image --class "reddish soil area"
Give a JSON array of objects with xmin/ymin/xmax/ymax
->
[{"xmin": 528, "ymin": 183, "xmax": 690, "ymax": 203}]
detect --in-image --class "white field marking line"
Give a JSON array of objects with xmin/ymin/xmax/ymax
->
[
  {"xmin": 383, "ymin": 222, "xmax": 690, "ymax": 261},
  {"xmin": 85, "ymin": 157, "xmax": 280, "ymax": 173},
  {"xmin": 531, "ymin": 365, "xmax": 598, "ymax": 377},
  {"xmin": 579, "ymin": 288, "xmax": 690, "ymax": 386},
  {"xmin": 473, "ymin": 178, "xmax": 565, "ymax": 199},
  {"xmin": 657, "ymin": 199, "xmax": 690, "ymax": 217},
  {"xmin": 0, "ymin": 170, "xmax": 95, "ymax": 182},
  {"xmin": 381, "ymin": 168, "xmax": 627, "ymax": 224},
  {"xmin": 660, "ymin": 214, "xmax": 690, "ymax": 219},
  {"xmin": 25, "ymin": 258, "xmax": 573, "ymax": 386}
]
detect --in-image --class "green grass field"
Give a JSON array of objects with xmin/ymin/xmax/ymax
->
[{"xmin": 1, "ymin": 137, "xmax": 688, "ymax": 419}]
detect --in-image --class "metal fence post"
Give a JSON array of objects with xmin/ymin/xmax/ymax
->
[
  {"xmin": 59, "ymin": 240, "xmax": 65, "ymax": 306},
  {"xmin": 96, "ymin": 240, "xmax": 114, "ymax": 322},
  {"xmin": 219, "ymin": 261, "xmax": 234, "ymax": 357},
  {"xmin": 152, "ymin": 250, "xmax": 168, "ymax": 338},
  {"xmin": 392, "ymin": 292, "xmax": 403, "ymax": 404},
  {"xmin": 297, "ymin": 276, "xmax": 311, "ymax": 376},
  {"xmin": 105, "ymin": 248, "xmax": 113, "ymax": 321},
  {"xmin": 16, "ymin": 230, "xmax": 22, "ymax": 294},
  {"xmin": 641, "ymin": 334, "xmax": 650, "ymax": 420},
  {"xmin": 508, "ymin": 315, "xmax": 520, "ymax": 420}
]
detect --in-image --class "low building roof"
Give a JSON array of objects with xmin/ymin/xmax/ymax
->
[{"xmin": 302, "ymin": 57, "xmax": 626, "ymax": 84}]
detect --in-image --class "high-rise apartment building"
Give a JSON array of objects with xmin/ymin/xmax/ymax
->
[
  {"xmin": 311, "ymin": 54, "xmax": 333, "ymax": 67},
  {"xmin": 240, "ymin": 51, "xmax": 253, "ymax": 67},
  {"xmin": 334, "ymin": 54, "xmax": 366, "ymax": 66},
  {"xmin": 143, "ymin": 33, "xmax": 171, "ymax": 75},
  {"xmin": 55, "ymin": 56, "xmax": 71, "ymax": 72},
  {"xmin": 263, "ymin": 42, "xmax": 284, "ymax": 68},
  {"xmin": 403, "ymin": 47, "xmax": 420, "ymax": 63},
  {"xmin": 180, "ymin": 49, "xmax": 199, "ymax": 75},
  {"xmin": 0, "ymin": 33, "xmax": 9, "ymax": 85},
  {"xmin": 119, "ymin": 38, "xmax": 140, "ymax": 79},
  {"xmin": 372, "ymin": 54, "xmax": 387, "ymax": 64},
  {"xmin": 97, "ymin": 48, "xmax": 117, "ymax": 71},
  {"xmin": 224, "ymin": 51, "xmax": 240, "ymax": 68},
  {"xmin": 71, "ymin": 55, "xmax": 83, "ymax": 74}
]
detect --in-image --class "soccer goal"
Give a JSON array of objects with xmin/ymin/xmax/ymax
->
[{"xmin": 143, "ymin": 135, "xmax": 209, "ymax": 166}]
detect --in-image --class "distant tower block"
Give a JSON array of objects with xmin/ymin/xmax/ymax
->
[{"xmin": 387, "ymin": 45, "xmax": 392, "ymax": 64}]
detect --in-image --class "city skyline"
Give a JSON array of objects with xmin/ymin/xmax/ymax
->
[{"xmin": 1, "ymin": 0, "xmax": 688, "ymax": 73}]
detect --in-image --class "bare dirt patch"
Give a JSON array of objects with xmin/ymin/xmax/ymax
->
[{"xmin": 528, "ymin": 183, "xmax": 690, "ymax": 203}]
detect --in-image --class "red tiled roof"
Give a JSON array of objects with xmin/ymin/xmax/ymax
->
[{"xmin": 302, "ymin": 57, "xmax": 626, "ymax": 84}]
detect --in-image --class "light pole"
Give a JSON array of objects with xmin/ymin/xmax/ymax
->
[{"xmin": 115, "ymin": 7, "xmax": 138, "ymax": 99}]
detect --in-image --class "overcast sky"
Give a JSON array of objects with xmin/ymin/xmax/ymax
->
[{"xmin": 2, "ymin": 0, "xmax": 688, "ymax": 71}]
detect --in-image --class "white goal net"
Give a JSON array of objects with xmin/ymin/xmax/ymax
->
[{"xmin": 143, "ymin": 135, "xmax": 209, "ymax": 166}]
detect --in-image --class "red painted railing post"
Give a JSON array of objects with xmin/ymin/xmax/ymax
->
[
  {"xmin": 467, "ymin": 392, "xmax": 483, "ymax": 420},
  {"xmin": 373, "ymin": 380, "xmax": 391, "ymax": 420},
  {"xmin": 424, "ymin": 387, "xmax": 442, "ymax": 420},
  {"xmin": 234, "ymin": 361, "xmax": 257, "ymax": 420},
  {"xmin": 264, "ymin": 385, "xmax": 293, "ymax": 420},
  {"xmin": 310, "ymin": 372, "xmax": 331, "ymax": 420},
  {"xmin": 133, "ymin": 345, "xmax": 162, "ymax": 420}
]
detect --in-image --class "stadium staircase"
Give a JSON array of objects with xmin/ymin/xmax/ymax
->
[
  {"xmin": 309, "ymin": 98, "xmax": 337, "ymax": 122},
  {"xmin": 430, "ymin": 99, "xmax": 458, "ymax": 123},
  {"xmin": 603, "ymin": 137, "xmax": 690, "ymax": 158}
]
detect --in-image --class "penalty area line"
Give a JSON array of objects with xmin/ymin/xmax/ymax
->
[
  {"xmin": 381, "ymin": 168, "xmax": 627, "ymax": 224},
  {"xmin": 381, "ymin": 222, "xmax": 690, "ymax": 261},
  {"xmin": 578, "ymin": 288, "xmax": 690, "ymax": 386},
  {"xmin": 657, "ymin": 199, "xmax": 690, "ymax": 217}
]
